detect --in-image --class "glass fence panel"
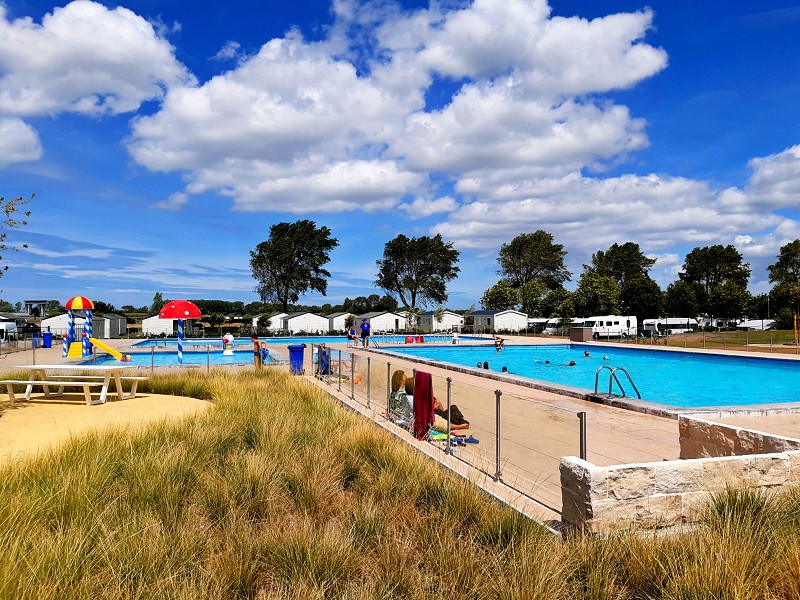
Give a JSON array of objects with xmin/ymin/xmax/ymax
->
[{"xmin": 349, "ymin": 355, "xmax": 583, "ymax": 503}]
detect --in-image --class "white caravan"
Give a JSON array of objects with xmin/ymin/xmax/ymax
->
[
  {"xmin": 577, "ymin": 315, "xmax": 638, "ymax": 338},
  {"xmin": 0, "ymin": 322, "xmax": 18, "ymax": 344},
  {"xmin": 542, "ymin": 317, "xmax": 582, "ymax": 335},
  {"xmin": 642, "ymin": 317, "xmax": 699, "ymax": 336},
  {"xmin": 527, "ymin": 318, "xmax": 549, "ymax": 333}
]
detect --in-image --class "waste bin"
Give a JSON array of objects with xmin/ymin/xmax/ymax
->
[
  {"xmin": 32, "ymin": 332, "xmax": 41, "ymax": 348},
  {"xmin": 42, "ymin": 331, "xmax": 53, "ymax": 348},
  {"xmin": 288, "ymin": 344, "xmax": 306, "ymax": 375}
]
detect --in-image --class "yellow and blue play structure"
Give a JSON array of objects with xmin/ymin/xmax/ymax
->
[{"xmin": 61, "ymin": 295, "xmax": 130, "ymax": 361}]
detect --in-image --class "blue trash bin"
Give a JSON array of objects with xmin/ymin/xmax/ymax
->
[
  {"xmin": 32, "ymin": 332, "xmax": 41, "ymax": 348},
  {"xmin": 42, "ymin": 331, "xmax": 53, "ymax": 348},
  {"xmin": 287, "ymin": 344, "xmax": 306, "ymax": 375}
]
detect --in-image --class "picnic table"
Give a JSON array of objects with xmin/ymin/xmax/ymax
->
[{"xmin": 1, "ymin": 364, "xmax": 147, "ymax": 405}]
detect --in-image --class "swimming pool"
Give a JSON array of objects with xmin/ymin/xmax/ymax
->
[
  {"xmin": 92, "ymin": 349, "xmax": 271, "ymax": 367},
  {"xmin": 385, "ymin": 344, "xmax": 800, "ymax": 409},
  {"xmin": 132, "ymin": 336, "xmax": 349, "ymax": 347}
]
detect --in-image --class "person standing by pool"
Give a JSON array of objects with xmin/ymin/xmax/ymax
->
[
  {"xmin": 360, "ymin": 318, "xmax": 371, "ymax": 348},
  {"xmin": 251, "ymin": 334, "xmax": 262, "ymax": 369},
  {"xmin": 347, "ymin": 325, "xmax": 357, "ymax": 347}
]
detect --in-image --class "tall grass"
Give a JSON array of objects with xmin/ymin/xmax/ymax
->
[{"xmin": 3, "ymin": 368, "xmax": 800, "ymax": 598}]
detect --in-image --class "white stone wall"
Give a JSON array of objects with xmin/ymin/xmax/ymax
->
[
  {"xmin": 561, "ymin": 416, "xmax": 800, "ymax": 533},
  {"xmin": 679, "ymin": 415, "xmax": 800, "ymax": 458}
]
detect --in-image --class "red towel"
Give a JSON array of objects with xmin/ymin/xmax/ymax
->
[{"xmin": 413, "ymin": 371, "xmax": 435, "ymax": 440}]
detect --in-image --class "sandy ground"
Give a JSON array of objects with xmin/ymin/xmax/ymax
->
[
  {"xmin": 0, "ymin": 340, "xmax": 211, "ymax": 466},
  {"xmin": 0, "ymin": 393, "xmax": 211, "ymax": 466}
]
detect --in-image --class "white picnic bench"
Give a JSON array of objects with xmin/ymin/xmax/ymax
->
[{"xmin": 0, "ymin": 364, "xmax": 148, "ymax": 406}]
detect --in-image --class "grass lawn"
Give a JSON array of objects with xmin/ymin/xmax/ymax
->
[{"xmin": 3, "ymin": 368, "xmax": 800, "ymax": 598}]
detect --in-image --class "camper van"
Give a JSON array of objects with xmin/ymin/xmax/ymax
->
[
  {"xmin": 542, "ymin": 317, "xmax": 582, "ymax": 336},
  {"xmin": 0, "ymin": 322, "xmax": 18, "ymax": 344},
  {"xmin": 527, "ymin": 318, "xmax": 549, "ymax": 333},
  {"xmin": 642, "ymin": 318, "xmax": 699, "ymax": 336},
  {"xmin": 575, "ymin": 315, "xmax": 638, "ymax": 338}
]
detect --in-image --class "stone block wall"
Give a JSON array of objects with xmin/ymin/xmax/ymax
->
[
  {"xmin": 561, "ymin": 450, "xmax": 800, "ymax": 533},
  {"xmin": 679, "ymin": 415, "xmax": 800, "ymax": 459}
]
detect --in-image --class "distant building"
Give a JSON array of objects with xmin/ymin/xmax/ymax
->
[
  {"xmin": 40, "ymin": 313, "xmax": 127, "ymax": 339},
  {"xmin": 357, "ymin": 311, "xmax": 407, "ymax": 332},
  {"xmin": 467, "ymin": 309, "xmax": 528, "ymax": 332},
  {"xmin": 24, "ymin": 300, "xmax": 49, "ymax": 317},
  {"xmin": 281, "ymin": 312, "xmax": 329, "ymax": 334},
  {"xmin": 327, "ymin": 312, "xmax": 353, "ymax": 332},
  {"xmin": 253, "ymin": 312, "xmax": 288, "ymax": 333},
  {"xmin": 142, "ymin": 315, "xmax": 202, "ymax": 337},
  {"xmin": 418, "ymin": 310, "xmax": 463, "ymax": 332}
]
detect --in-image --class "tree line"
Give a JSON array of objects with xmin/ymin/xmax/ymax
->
[{"xmin": 250, "ymin": 221, "xmax": 800, "ymax": 329}]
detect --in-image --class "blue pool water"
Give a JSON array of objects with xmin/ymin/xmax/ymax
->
[
  {"xmin": 92, "ymin": 349, "xmax": 270, "ymax": 367},
  {"xmin": 386, "ymin": 344, "xmax": 800, "ymax": 408}
]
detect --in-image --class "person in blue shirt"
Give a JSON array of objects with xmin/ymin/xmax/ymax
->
[
  {"xmin": 347, "ymin": 325, "xmax": 357, "ymax": 347},
  {"xmin": 359, "ymin": 318, "xmax": 371, "ymax": 347}
]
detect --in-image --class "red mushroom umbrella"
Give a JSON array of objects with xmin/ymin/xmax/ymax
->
[{"xmin": 158, "ymin": 300, "xmax": 202, "ymax": 363}]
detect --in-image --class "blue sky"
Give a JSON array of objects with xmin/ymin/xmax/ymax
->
[{"xmin": 1, "ymin": 0, "xmax": 800, "ymax": 311}]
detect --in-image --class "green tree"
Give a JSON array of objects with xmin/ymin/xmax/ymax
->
[
  {"xmin": 250, "ymin": 220, "xmax": 339, "ymax": 312},
  {"xmin": 376, "ymin": 294, "xmax": 398, "ymax": 312},
  {"xmin": 149, "ymin": 292, "xmax": 164, "ymax": 316},
  {"xmin": 573, "ymin": 271, "xmax": 621, "ymax": 316},
  {"xmin": 541, "ymin": 288, "xmax": 574, "ymax": 319},
  {"xmin": 93, "ymin": 301, "xmax": 117, "ymax": 314},
  {"xmin": 480, "ymin": 280, "xmax": 519, "ymax": 310},
  {"xmin": 708, "ymin": 281, "xmax": 750, "ymax": 320},
  {"xmin": 0, "ymin": 194, "xmax": 32, "ymax": 279},
  {"xmin": 375, "ymin": 234, "xmax": 460, "ymax": 310},
  {"xmin": 588, "ymin": 242, "xmax": 659, "ymax": 319},
  {"xmin": 588, "ymin": 242, "xmax": 656, "ymax": 287},
  {"xmin": 747, "ymin": 293, "xmax": 770, "ymax": 320},
  {"xmin": 0, "ymin": 299, "xmax": 14, "ymax": 312},
  {"xmin": 497, "ymin": 230, "xmax": 570, "ymax": 291},
  {"xmin": 207, "ymin": 313, "xmax": 225, "ymax": 334},
  {"xmin": 768, "ymin": 240, "xmax": 800, "ymax": 286},
  {"xmin": 45, "ymin": 300, "xmax": 65, "ymax": 316},
  {"xmin": 664, "ymin": 281, "xmax": 699, "ymax": 317},
  {"xmin": 679, "ymin": 245, "xmax": 751, "ymax": 301},
  {"xmin": 519, "ymin": 280, "xmax": 548, "ymax": 316},
  {"xmin": 621, "ymin": 276, "xmax": 663, "ymax": 320}
]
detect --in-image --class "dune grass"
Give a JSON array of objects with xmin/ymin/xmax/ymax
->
[{"xmin": 3, "ymin": 369, "xmax": 800, "ymax": 598}]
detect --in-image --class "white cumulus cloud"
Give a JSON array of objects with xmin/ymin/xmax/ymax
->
[{"xmin": 0, "ymin": 117, "xmax": 42, "ymax": 166}]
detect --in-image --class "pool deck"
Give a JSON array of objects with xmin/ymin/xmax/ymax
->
[{"xmin": 6, "ymin": 336, "xmax": 800, "ymax": 525}]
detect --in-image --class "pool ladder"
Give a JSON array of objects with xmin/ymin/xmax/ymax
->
[{"xmin": 594, "ymin": 365, "xmax": 641, "ymax": 399}]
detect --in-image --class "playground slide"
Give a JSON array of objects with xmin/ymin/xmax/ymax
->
[{"xmin": 89, "ymin": 337, "xmax": 126, "ymax": 361}]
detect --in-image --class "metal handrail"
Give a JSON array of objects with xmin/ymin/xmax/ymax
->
[{"xmin": 594, "ymin": 365, "xmax": 641, "ymax": 399}]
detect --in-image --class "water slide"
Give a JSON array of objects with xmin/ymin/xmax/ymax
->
[{"xmin": 89, "ymin": 337, "xmax": 129, "ymax": 361}]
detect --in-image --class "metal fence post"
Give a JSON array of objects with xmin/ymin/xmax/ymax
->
[
  {"xmin": 446, "ymin": 377, "xmax": 452, "ymax": 455},
  {"xmin": 338, "ymin": 349, "xmax": 342, "ymax": 393},
  {"xmin": 350, "ymin": 353, "xmax": 355, "ymax": 400},
  {"xmin": 495, "ymin": 389, "xmax": 502, "ymax": 481},
  {"xmin": 207, "ymin": 345, "xmax": 210, "ymax": 372},
  {"xmin": 151, "ymin": 347, "xmax": 155, "ymax": 372},
  {"xmin": 386, "ymin": 363, "xmax": 391, "ymax": 417},
  {"xmin": 366, "ymin": 356, "xmax": 371, "ymax": 409},
  {"xmin": 578, "ymin": 412, "xmax": 587, "ymax": 460}
]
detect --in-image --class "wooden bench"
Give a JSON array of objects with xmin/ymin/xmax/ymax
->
[
  {"xmin": 45, "ymin": 375, "xmax": 149, "ymax": 400},
  {"xmin": 0, "ymin": 379, "xmax": 105, "ymax": 405}
]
